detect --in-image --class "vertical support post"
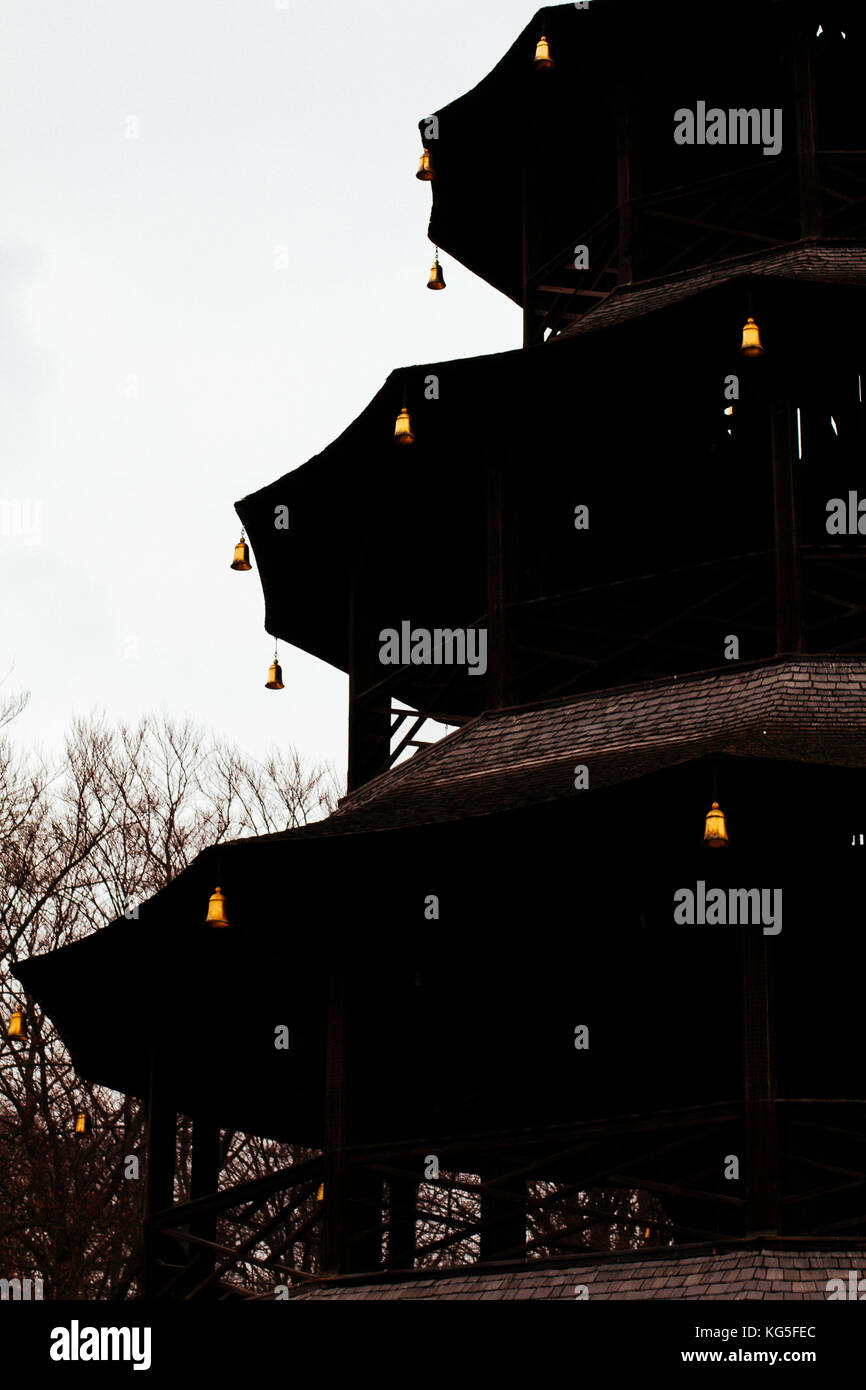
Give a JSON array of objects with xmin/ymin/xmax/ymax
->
[
  {"xmin": 520, "ymin": 63, "xmax": 538, "ymax": 348},
  {"xmin": 770, "ymin": 399, "xmax": 803, "ymax": 653},
  {"xmin": 322, "ymin": 969, "xmax": 384, "ymax": 1274},
  {"xmin": 479, "ymin": 1161, "xmax": 526, "ymax": 1262},
  {"xmin": 793, "ymin": 37, "xmax": 821, "ymax": 239},
  {"xmin": 142, "ymin": 1048, "xmax": 177, "ymax": 1299},
  {"xmin": 187, "ymin": 1115, "xmax": 221, "ymax": 1292},
  {"xmin": 322, "ymin": 969, "xmax": 347, "ymax": 1273},
  {"xmin": 345, "ymin": 1166, "xmax": 384, "ymax": 1273},
  {"xmin": 387, "ymin": 1175, "xmax": 418, "ymax": 1270},
  {"xmin": 486, "ymin": 458, "xmax": 507, "ymax": 709},
  {"xmin": 347, "ymin": 583, "xmax": 391, "ymax": 792},
  {"xmin": 616, "ymin": 79, "xmax": 640, "ymax": 285},
  {"xmin": 742, "ymin": 928, "xmax": 780, "ymax": 1235},
  {"xmin": 521, "ymin": 162, "xmax": 532, "ymax": 347}
]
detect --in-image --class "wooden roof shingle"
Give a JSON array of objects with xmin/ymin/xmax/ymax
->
[
  {"xmin": 556, "ymin": 241, "xmax": 866, "ymax": 340},
  {"xmin": 319, "ymin": 656, "xmax": 866, "ymax": 833},
  {"xmin": 291, "ymin": 1243, "xmax": 866, "ymax": 1300}
]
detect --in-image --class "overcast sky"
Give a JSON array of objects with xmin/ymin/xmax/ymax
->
[{"xmin": 1, "ymin": 0, "xmax": 536, "ymax": 781}]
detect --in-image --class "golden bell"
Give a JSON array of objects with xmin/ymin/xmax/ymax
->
[
  {"xmin": 740, "ymin": 316, "xmax": 763, "ymax": 357},
  {"xmin": 416, "ymin": 148, "xmax": 435, "ymax": 181},
  {"xmin": 205, "ymin": 884, "xmax": 230, "ymax": 928},
  {"xmin": 7, "ymin": 1007, "xmax": 28, "ymax": 1041},
  {"xmin": 703, "ymin": 801, "xmax": 730, "ymax": 848},
  {"xmin": 231, "ymin": 536, "xmax": 251, "ymax": 571},
  {"xmin": 534, "ymin": 34, "xmax": 554, "ymax": 70},
  {"xmin": 394, "ymin": 406, "xmax": 415, "ymax": 445},
  {"xmin": 265, "ymin": 659, "xmax": 284, "ymax": 690},
  {"xmin": 427, "ymin": 256, "xmax": 446, "ymax": 291},
  {"xmin": 74, "ymin": 1110, "xmax": 92, "ymax": 1136}
]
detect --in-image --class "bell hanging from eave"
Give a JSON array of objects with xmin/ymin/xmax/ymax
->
[
  {"xmin": 394, "ymin": 405, "xmax": 415, "ymax": 445},
  {"xmin": 74, "ymin": 1110, "xmax": 92, "ymax": 1136},
  {"xmin": 740, "ymin": 316, "xmax": 763, "ymax": 357},
  {"xmin": 205, "ymin": 884, "xmax": 230, "ymax": 927},
  {"xmin": 7, "ymin": 1007, "xmax": 28, "ymax": 1041},
  {"xmin": 265, "ymin": 649, "xmax": 285, "ymax": 690},
  {"xmin": 703, "ymin": 801, "xmax": 730, "ymax": 849},
  {"xmin": 427, "ymin": 254, "xmax": 446, "ymax": 291},
  {"xmin": 416, "ymin": 148, "xmax": 435, "ymax": 181},
  {"xmin": 534, "ymin": 34, "xmax": 554, "ymax": 70},
  {"xmin": 231, "ymin": 534, "xmax": 251, "ymax": 571}
]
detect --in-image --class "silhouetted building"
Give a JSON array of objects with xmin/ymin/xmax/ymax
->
[{"xmin": 17, "ymin": 1, "xmax": 866, "ymax": 1299}]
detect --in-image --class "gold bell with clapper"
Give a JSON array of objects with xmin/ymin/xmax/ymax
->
[
  {"xmin": 231, "ymin": 532, "xmax": 251, "ymax": 571},
  {"xmin": 740, "ymin": 316, "xmax": 763, "ymax": 357},
  {"xmin": 427, "ymin": 252, "xmax": 446, "ymax": 291},
  {"xmin": 416, "ymin": 147, "xmax": 435, "ymax": 181},
  {"xmin": 205, "ymin": 885, "xmax": 230, "ymax": 928},
  {"xmin": 265, "ymin": 644, "xmax": 284, "ymax": 690},
  {"xmin": 394, "ymin": 402, "xmax": 415, "ymax": 445},
  {"xmin": 703, "ymin": 801, "xmax": 729, "ymax": 849},
  {"xmin": 7, "ymin": 1006, "xmax": 28, "ymax": 1041},
  {"xmin": 533, "ymin": 34, "xmax": 554, "ymax": 70}
]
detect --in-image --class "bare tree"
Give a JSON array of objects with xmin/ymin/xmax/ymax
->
[{"xmin": 0, "ymin": 704, "xmax": 339, "ymax": 1298}]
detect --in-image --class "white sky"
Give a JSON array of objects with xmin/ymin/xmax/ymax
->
[{"xmin": 1, "ymin": 0, "xmax": 532, "ymax": 781}]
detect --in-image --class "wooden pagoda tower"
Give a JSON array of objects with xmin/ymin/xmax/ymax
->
[{"xmin": 15, "ymin": 0, "xmax": 866, "ymax": 1298}]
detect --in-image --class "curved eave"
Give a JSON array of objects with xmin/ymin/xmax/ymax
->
[
  {"xmin": 234, "ymin": 259, "xmax": 866, "ymax": 706},
  {"xmin": 420, "ymin": 0, "xmax": 865, "ymax": 303},
  {"xmin": 421, "ymin": 4, "xmax": 584, "ymax": 304},
  {"xmin": 234, "ymin": 345, "xmax": 523, "ymax": 687},
  {"xmin": 12, "ymin": 839, "xmax": 331, "ymax": 1143},
  {"xmin": 13, "ymin": 749, "xmax": 866, "ymax": 1140}
]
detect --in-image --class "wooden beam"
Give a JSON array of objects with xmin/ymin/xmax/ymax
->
[
  {"xmin": 343, "ymin": 1100, "xmax": 742, "ymax": 1168},
  {"xmin": 616, "ymin": 79, "xmax": 639, "ymax": 284},
  {"xmin": 521, "ymin": 151, "xmax": 532, "ymax": 347},
  {"xmin": 536, "ymin": 285, "xmax": 609, "ymax": 298},
  {"xmin": 389, "ymin": 714, "xmax": 427, "ymax": 766},
  {"xmin": 742, "ymin": 926, "xmax": 780, "ymax": 1235},
  {"xmin": 142, "ymin": 1048, "xmax": 178, "ymax": 1299},
  {"xmin": 770, "ymin": 400, "xmax": 803, "ymax": 653},
  {"xmin": 479, "ymin": 1159, "xmax": 525, "ymax": 1261},
  {"xmin": 486, "ymin": 458, "xmax": 507, "ymax": 708},
  {"xmin": 151, "ymin": 1156, "xmax": 321, "ymax": 1229},
  {"xmin": 783, "ymin": 1181, "xmax": 865, "ymax": 1207},
  {"xmin": 345, "ymin": 1167, "xmax": 385, "ymax": 1273},
  {"xmin": 607, "ymin": 1174, "xmax": 744, "ymax": 1208},
  {"xmin": 386, "ymin": 1174, "xmax": 418, "ymax": 1270},
  {"xmin": 321, "ymin": 969, "xmax": 347, "ymax": 1273},
  {"xmin": 181, "ymin": 1190, "xmax": 316, "ymax": 1300},
  {"xmin": 793, "ymin": 36, "xmax": 821, "ymax": 237},
  {"xmin": 347, "ymin": 585, "xmax": 391, "ymax": 791},
  {"xmin": 643, "ymin": 207, "xmax": 780, "ymax": 244},
  {"xmin": 184, "ymin": 1114, "xmax": 222, "ymax": 1294},
  {"xmin": 161, "ymin": 1229, "xmax": 315, "ymax": 1281},
  {"xmin": 539, "ymin": 577, "xmax": 744, "ymax": 700}
]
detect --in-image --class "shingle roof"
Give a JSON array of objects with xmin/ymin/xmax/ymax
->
[
  {"xmin": 318, "ymin": 656, "xmax": 866, "ymax": 833},
  {"xmin": 291, "ymin": 1244, "xmax": 866, "ymax": 1300},
  {"xmin": 556, "ymin": 240, "xmax": 866, "ymax": 340}
]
